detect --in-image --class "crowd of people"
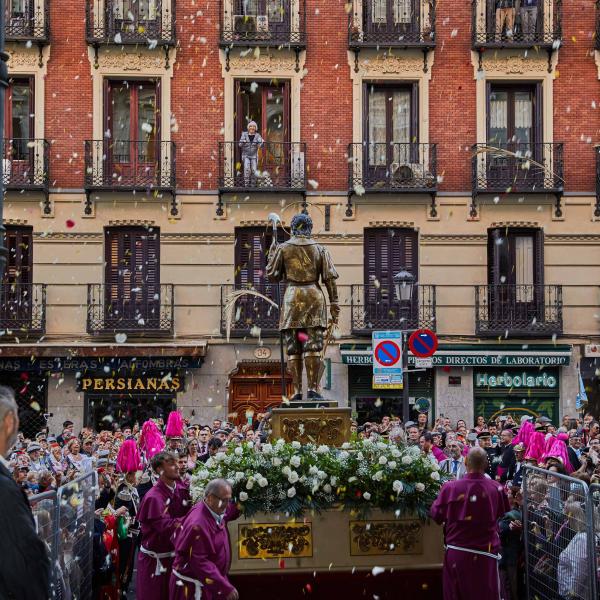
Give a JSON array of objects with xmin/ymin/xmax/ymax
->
[{"xmin": 4, "ymin": 390, "xmax": 600, "ymax": 599}]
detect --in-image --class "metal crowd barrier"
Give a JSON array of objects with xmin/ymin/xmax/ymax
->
[
  {"xmin": 29, "ymin": 471, "xmax": 98, "ymax": 600},
  {"xmin": 522, "ymin": 466, "xmax": 598, "ymax": 600}
]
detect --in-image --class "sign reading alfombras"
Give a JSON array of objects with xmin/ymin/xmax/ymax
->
[{"xmin": 76, "ymin": 371, "xmax": 183, "ymax": 393}]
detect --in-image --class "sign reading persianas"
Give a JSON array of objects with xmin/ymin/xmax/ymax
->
[{"xmin": 77, "ymin": 373, "xmax": 183, "ymax": 393}]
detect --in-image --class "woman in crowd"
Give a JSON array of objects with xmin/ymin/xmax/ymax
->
[
  {"xmin": 63, "ymin": 438, "xmax": 93, "ymax": 474},
  {"xmin": 186, "ymin": 438, "xmax": 199, "ymax": 472}
]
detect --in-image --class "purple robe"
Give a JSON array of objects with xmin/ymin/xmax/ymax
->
[
  {"xmin": 430, "ymin": 473, "xmax": 510, "ymax": 600},
  {"xmin": 136, "ymin": 479, "xmax": 191, "ymax": 600},
  {"xmin": 169, "ymin": 501, "xmax": 240, "ymax": 600}
]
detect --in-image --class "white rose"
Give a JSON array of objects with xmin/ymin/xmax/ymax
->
[
  {"xmin": 234, "ymin": 446, "xmax": 243, "ymax": 456},
  {"xmin": 363, "ymin": 492, "xmax": 371, "ymax": 501},
  {"xmin": 372, "ymin": 471, "xmax": 383, "ymax": 482},
  {"xmin": 287, "ymin": 487, "xmax": 296, "ymax": 498},
  {"xmin": 291, "ymin": 441, "xmax": 301, "ymax": 449},
  {"xmin": 261, "ymin": 444, "xmax": 273, "ymax": 454},
  {"xmin": 246, "ymin": 478, "xmax": 255, "ymax": 490},
  {"xmin": 357, "ymin": 452, "xmax": 364, "ymax": 461},
  {"xmin": 197, "ymin": 470, "xmax": 209, "ymax": 480},
  {"xmin": 282, "ymin": 465, "xmax": 291, "ymax": 477},
  {"xmin": 309, "ymin": 465, "xmax": 318, "ymax": 475},
  {"xmin": 378, "ymin": 456, "xmax": 388, "ymax": 465},
  {"xmin": 362, "ymin": 438, "xmax": 373, "ymax": 447},
  {"xmin": 341, "ymin": 442, "xmax": 351, "ymax": 450},
  {"xmin": 330, "ymin": 476, "xmax": 338, "ymax": 486},
  {"xmin": 387, "ymin": 461, "xmax": 397, "ymax": 469},
  {"xmin": 272, "ymin": 457, "xmax": 282, "ymax": 467},
  {"xmin": 348, "ymin": 476, "xmax": 357, "ymax": 483},
  {"xmin": 431, "ymin": 462, "xmax": 440, "ymax": 471},
  {"xmin": 288, "ymin": 471, "xmax": 299, "ymax": 484},
  {"xmin": 339, "ymin": 450, "xmax": 349, "ymax": 460},
  {"xmin": 258, "ymin": 478, "xmax": 268, "ymax": 488},
  {"xmin": 239, "ymin": 491, "xmax": 248, "ymax": 501},
  {"xmin": 247, "ymin": 441, "xmax": 254, "ymax": 449},
  {"xmin": 317, "ymin": 470, "xmax": 327, "ymax": 480},
  {"xmin": 290, "ymin": 456, "xmax": 301, "ymax": 468},
  {"xmin": 401, "ymin": 455, "xmax": 413, "ymax": 465},
  {"xmin": 391, "ymin": 448, "xmax": 401, "ymax": 458},
  {"xmin": 235, "ymin": 471, "xmax": 245, "ymax": 482},
  {"xmin": 415, "ymin": 483, "xmax": 425, "ymax": 492},
  {"xmin": 316, "ymin": 445, "xmax": 329, "ymax": 454},
  {"xmin": 323, "ymin": 483, "xmax": 332, "ymax": 493},
  {"xmin": 430, "ymin": 471, "xmax": 440, "ymax": 481},
  {"xmin": 377, "ymin": 442, "xmax": 387, "ymax": 450},
  {"xmin": 392, "ymin": 480, "xmax": 403, "ymax": 493},
  {"xmin": 275, "ymin": 438, "xmax": 285, "ymax": 448}
]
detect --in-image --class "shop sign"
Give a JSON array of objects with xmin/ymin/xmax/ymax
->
[
  {"xmin": 76, "ymin": 372, "xmax": 184, "ymax": 393},
  {"xmin": 475, "ymin": 371, "xmax": 558, "ymax": 389}
]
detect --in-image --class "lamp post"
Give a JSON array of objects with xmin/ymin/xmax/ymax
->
[
  {"xmin": 0, "ymin": 2, "xmax": 9, "ymax": 282},
  {"xmin": 393, "ymin": 269, "xmax": 415, "ymax": 424}
]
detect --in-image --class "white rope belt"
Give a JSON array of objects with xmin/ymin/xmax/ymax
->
[
  {"xmin": 173, "ymin": 569, "xmax": 203, "ymax": 600},
  {"xmin": 139, "ymin": 545, "xmax": 175, "ymax": 577},
  {"xmin": 446, "ymin": 544, "xmax": 501, "ymax": 561}
]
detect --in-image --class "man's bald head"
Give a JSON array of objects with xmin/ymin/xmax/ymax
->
[{"xmin": 466, "ymin": 447, "xmax": 489, "ymax": 474}]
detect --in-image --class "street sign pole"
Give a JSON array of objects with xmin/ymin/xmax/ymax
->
[{"xmin": 402, "ymin": 330, "xmax": 410, "ymax": 423}]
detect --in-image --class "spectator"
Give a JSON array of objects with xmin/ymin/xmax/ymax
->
[
  {"xmin": 557, "ymin": 502, "xmax": 589, "ymax": 599},
  {"xmin": 498, "ymin": 486, "xmax": 524, "ymax": 600},
  {"xmin": 439, "ymin": 441, "xmax": 467, "ymax": 479},
  {"xmin": 198, "ymin": 427, "xmax": 211, "ymax": 457},
  {"xmin": 406, "ymin": 423, "xmax": 420, "ymax": 446}
]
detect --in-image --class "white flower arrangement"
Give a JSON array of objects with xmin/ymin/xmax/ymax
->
[{"xmin": 191, "ymin": 439, "xmax": 445, "ymax": 518}]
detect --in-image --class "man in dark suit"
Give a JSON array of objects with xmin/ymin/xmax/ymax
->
[{"xmin": 0, "ymin": 385, "xmax": 50, "ymax": 599}]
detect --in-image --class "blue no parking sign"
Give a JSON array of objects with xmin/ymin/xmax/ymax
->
[{"xmin": 372, "ymin": 331, "xmax": 403, "ymax": 390}]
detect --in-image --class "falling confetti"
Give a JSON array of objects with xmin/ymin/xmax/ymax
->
[
  {"xmin": 66, "ymin": 219, "xmax": 75, "ymax": 228},
  {"xmin": 115, "ymin": 332, "xmax": 127, "ymax": 344}
]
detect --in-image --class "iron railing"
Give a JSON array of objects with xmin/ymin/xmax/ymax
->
[
  {"xmin": 218, "ymin": 141, "xmax": 307, "ymax": 192},
  {"xmin": 87, "ymin": 283, "xmax": 174, "ymax": 337},
  {"xmin": 5, "ymin": 0, "xmax": 49, "ymax": 41},
  {"xmin": 221, "ymin": 284, "xmax": 281, "ymax": 337},
  {"xmin": 472, "ymin": 143, "xmax": 563, "ymax": 194},
  {"xmin": 0, "ymin": 283, "xmax": 46, "ymax": 337},
  {"xmin": 84, "ymin": 140, "xmax": 175, "ymax": 192},
  {"xmin": 348, "ymin": 142, "xmax": 437, "ymax": 193},
  {"xmin": 220, "ymin": 0, "xmax": 306, "ymax": 46},
  {"xmin": 3, "ymin": 138, "xmax": 49, "ymax": 192},
  {"xmin": 475, "ymin": 284, "xmax": 562, "ymax": 337},
  {"xmin": 86, "ymin": 0, "xmax": 176, "ymax": 45},
  {"xmin": 348, "ymin": 0, "xmax": 435, "ymax": 47},
  {"xmin": 351, "ymin": 284, "xmax": 436, "ymax": 335},
  {"xmin": 472, "ymin": 0, "xmax": 561, "ymax": 47}
]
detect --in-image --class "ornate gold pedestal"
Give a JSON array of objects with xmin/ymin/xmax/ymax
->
[{"xmin": 270, "ymin": 406, "xmax": 352, "ymax": 446}]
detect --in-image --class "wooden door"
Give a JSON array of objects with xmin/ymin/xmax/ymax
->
[
  {"xmin": 104, "ymin": 227, "xmax": 160, "ymax": 329},
  {"xmin": 2, "ymin": 226, "xmax": 33, "ymax": 325},
  {"xmin": 4, "ymin": 77, "xmax": 34, "ymax": 185}
]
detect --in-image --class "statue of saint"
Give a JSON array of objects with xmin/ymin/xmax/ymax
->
[{"xmin": 266, "ymin": 213, "xmax": 339, "ymax": 401}]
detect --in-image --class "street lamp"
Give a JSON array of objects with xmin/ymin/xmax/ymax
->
[{"xmin": 393, "ymin": 269, "xmax": 415, "ymax": 424}]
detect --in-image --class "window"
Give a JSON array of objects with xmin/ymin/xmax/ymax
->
[
  {"xmin": 5, "ymin": 77, "xmax": 34, "ymax": 161},
  {"xmin": 7, "ymin": 0, "xmax": 32, "ymax": 22},
  {"xmin": 113, "ymin": 0, "xmax": 158, "ymax": 29},
  {"xmin": 488, "ymin": 84, "xmax": 540, "ymax": 147},
  {"xmin": 367, "ymin": 0, "xmax": 417, "ymax": 33},
  {"xmin": 364, "ymin": 83, "xmax": 418, "ymax": 176},
  {"xmin": 1, "ymin": 225, "xmax": 33, "ymax": 325},
  {"xmin": 104, "ymin": 227, "xmax": 160, "ymax": 327},
  {"xmin": 234, "ymin": 0, "xmax": 288, "ymax": 32},
  {"xmin": 105, "ymin": 79, "xmax": 159, "ymax": 171},
  {"xmin": 488, "ymin": 228, "xmax": 543, "ymax": 306}
]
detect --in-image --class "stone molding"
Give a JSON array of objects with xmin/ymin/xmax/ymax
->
[
  {"xmin": 490, "ymin": 221, "xmax": 540, "ymax": 228},
  {"xmin": 108, "ymin": 219, "xmax": 156, "ymax": 227},
  {"xmin": 356, "ymin": 54, "xmax": 427, "ymax": 76},
  {"xmin": 368, "ymin": 220, "xmax": 415, "ymax": 228},
  {"xmin": 3, "ymin": 218, "xmax": 28, "ymax": 226},
  {"xmin": 94, "ymin": 49, "xmax": 171, "ymax": 71},
  {"xmin": 6, "ymin": 47, "xmax": 42, "ymax": 68},
  {"xmin": 224, "ymin": 51, "xmax": 304, "ymax": 76},
  {"xmin": 480, "ymin": 55, "xmax": 549, "ymax": 75}
]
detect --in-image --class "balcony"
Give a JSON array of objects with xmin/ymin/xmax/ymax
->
[
  {"xmin": 475, "ymin": 284, "xmax": 562, "ymax": 338},
  {"xmin": 220, "ymin": 0, "xmax": 306, "ymax": 49},
  {"xmin": 220, "ymin": 284, "xmax": 281, "ymax": 338},
  {"xmin": 472, "ymin": 142, "xmax": 564, "ymax": 215},
  {"xmin": 86, "ymin": 0, "xmax": 175, "ymax": 47},
  {"xmin": 350, "ymin": 284, "xmax": 436, "ymax": 336},
  {"xmin": 472, "ymin": 0, "xmax": 561, "ymax": 50},
  {"xmin": 348, "ymin": 0, "xmax": 435, "ymax": 49},
  {"xmin": 0, "ymin": 283, "xmax": 46, "ymax": 338},
  {"xmin": 5, "ymin": 0, "xmax": 49, "ymax": 43},
  {"xmin": 347, "ymin": 142, "xmax": 437, "ymax": 217},
  {"xmin": 87, "ymin": 283, "xmax": 174, "ymax": 338},
  {"xmin": 84, "ymin": 140, "xmax": 176, "ymax": 213},
  {"xmin": 3, "ymin": 138, "xmax": 50, "ymax": 212}
]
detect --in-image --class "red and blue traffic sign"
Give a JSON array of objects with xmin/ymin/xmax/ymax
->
[
  {"xmin": 374, "ymin": 340, "xmax": 401, "ymax": 367},
  {"xmin": 408, "ymin": 329, "xmax": 439, "ymax": 358}
]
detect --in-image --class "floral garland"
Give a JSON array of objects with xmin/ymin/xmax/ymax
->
[{"xmin": 191, "ymin": 439, "xmax": 445, "ymax": 519}]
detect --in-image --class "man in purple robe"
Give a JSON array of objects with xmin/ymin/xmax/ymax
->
[
  {"xmin": 136, "ymin": 451, "xmax": 191, "ymax": 600},
  {"xmin": 170, "ymin": 478, "xmax": 240, "ymax": 600},
  {"xmin": 430, "ymin": 447, "xmax": 510, "ymax": 600}
]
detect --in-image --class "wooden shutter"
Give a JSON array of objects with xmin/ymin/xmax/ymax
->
[
  {"xmin": 235, "ymin": 227, "xmax": 266, "ymax": 290},
  {"xmin": 3, "ymin": 225, "xmax": 32, "ymax": 286},
  {"xmin": 487, "ymin": 228, "xmax": 502, "ymax": 287},
  {"xmin": 534, "ymin": 228, "xmax": 544, "ymax": 286}
]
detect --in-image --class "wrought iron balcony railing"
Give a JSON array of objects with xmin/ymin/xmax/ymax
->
[
  {"xmin": 86, "ymin": 0, "xmax": 175, "ymax": 45},
  {"xmin": 472, "ymin": 143, "xmax": 563, "ymax": 194},
  {"xmin": 5, "ymin": 0, "xmax": 49, "ymax": 42},
  {"xmin": 0, "ymin": 283, "xmax": 46, "ymax": 337},
  {"xmin": 220, "ymin": 0, "xmax": 306, "ymax": 47},
  {"xmin": 475, "ymin": 284, "xmax": 562, "ymax": 338},
  {"xmin": 472, "ymin": 0, "xmax": 561, "ymax": 48},
  {"xmin": 221, "ymin": 284, "xmax": 282, "ymax": 338},
  {"xmin": 84, "ymin": 140, "xmax": 175, "ymax": 191},
  {"xmin": 351, "ymin": 284, "xmax": 436, "ymax": 336},
  {"xmin": 3, "ymin": 138, "xmax": 49, "ymax": 191},
  {"xmin": 348, "ymin": 142, "xmax": 437, "ymax": 194},
  {"xmin": 348, "ymin": 0, "xmax": 435, "ymax": 48},
  {"xmin": 218, "ymin": 142, "xmax": 307, "ymax": 192},
  {"xmin": 87, "ymin": 283, "xmax": 174, "ymax": 337}
]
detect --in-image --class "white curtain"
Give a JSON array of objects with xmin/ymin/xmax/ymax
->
[
  {"xmin": 372, "ymin": 0, "xmax": 386, "ymax": 23},
  {"xmin": 515, "ymin": 96, "xmax": 532, "ymax": 129},
  {"xmin": 515, "ymin": 235, "xmax": 534, "ymax": 302},
  {"xmin": 393, "ymin": 91, "xmax": 411, "ymax": 164},
  {"xmin": 489, "ymin": 96, "xmax": 507, "ymax": 130},
  {"xmin": 394, "ymin": 0, "xmax": 412, "ymax": 24},
  {"xmin": 368, "ymin": 91, "xmax": 387, "ymax": 166},
  {"xmin": 242, "ymin": 0, "xmax": 259, "ymax": 16}
]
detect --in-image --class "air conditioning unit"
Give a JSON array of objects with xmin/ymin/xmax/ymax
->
[{"xmin": 234, "ymin": 15, "xmax": 257, "ymax": 33}]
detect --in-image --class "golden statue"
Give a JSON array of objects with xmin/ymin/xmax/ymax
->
[{"xmin": 266, "ymin": 213, "xmax": 339, "ymax": 401}]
